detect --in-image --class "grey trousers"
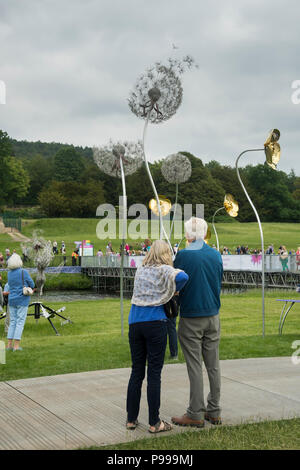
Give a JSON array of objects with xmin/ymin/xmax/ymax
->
[{"xmin": 178, "ymin": 315, "xmax": 221, "ymax": 420}]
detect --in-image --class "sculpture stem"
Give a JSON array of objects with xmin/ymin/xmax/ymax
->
[
  {"xmin": 235, "ymin": 148, "xmax": 265, "ymax": 337},
  {"xmin": 119, "ymin": 157, "xmax": 127, "ymax": 338},
  {"xmin": 142, "ymin": 115, "xmax": 173, "ymax": 254},
  {"xmin": 169, "ymin": 182, "xmax": 179, "ymax": 240},
  {"xmin": 212, "ymin": 207, "xmax": 225, "ymax": 252}
]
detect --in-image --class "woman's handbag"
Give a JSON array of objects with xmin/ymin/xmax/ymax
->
[
  {"xmin": 22, "ymin": 270, "xmax": 33, "ymax": 296},
  {"xmin": 164, "ymin": 295, "xmax": 179, "ymax": 319}
]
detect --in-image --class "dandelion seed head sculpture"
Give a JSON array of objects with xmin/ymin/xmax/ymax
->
[
  {"xmin": 22, "ymin": 231, "xmax": 54, "ymax": 296},
  {"xmin": 93, "ymin": 140, "xmax": 144, "ymax": 178},
  {"xmin": 161, "ymin": 152, "xmax": 192, "ymax": 184},
  {"xmin": 128, "ymin": 56, "xmax": 197, "ymax": 124}
]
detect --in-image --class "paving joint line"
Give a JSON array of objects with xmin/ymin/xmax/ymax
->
[
  {"xmin": 4, "ymin": 381, "xmax": 98, "ymax": 447},
  {"xmin": 220, "ymin": 374, "xmax": 300, "ymax": 406}
]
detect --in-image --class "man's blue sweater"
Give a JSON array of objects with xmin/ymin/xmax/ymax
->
[{"xmin": 174, "ymin": 240, "xmax": 223, "ymax": 318}]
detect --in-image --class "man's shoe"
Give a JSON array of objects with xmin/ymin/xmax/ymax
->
[
  {"xmin": 205, "ymin": 413, "xmax": 222, "ymax": 425},
  {"xmin": 171, "ymin": 414, "xmax": 204, "ymax": 428},
  {"xmin": 169, "ymin": 355, "xmax": 178, "ymax": 361}
]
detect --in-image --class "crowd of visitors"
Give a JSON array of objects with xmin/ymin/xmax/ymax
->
[
  {"xmin": 1, "ymin": 240, "xmax": 298, "ymax": 269},
  {"xmin": 217, "ymin": 244, "xmax": 298, "ymax": 256}
]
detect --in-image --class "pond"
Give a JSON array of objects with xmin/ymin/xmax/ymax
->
[
  {"xmin": 35, "ymin": 287, "xmax": 250, "ymax": 303},
  {"xmin": 32, "ymin": 290, "xmax": 115, "ymax": 303}
]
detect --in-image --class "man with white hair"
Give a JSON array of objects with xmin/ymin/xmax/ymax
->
[{"xmin": 171, "ymin": 217, "xmax": 223, "ymax": 428}]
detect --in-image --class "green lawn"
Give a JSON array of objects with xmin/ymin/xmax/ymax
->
[
  {"xmin": 1, "ymin": 289, "xmax": 299, "ymax": 382},
  {"xmin": 94, "ymin": 418, "xmax": 300, "ymax": 450},
  {"xmin": 1, "ymin": 288, "xmax": 299, "ymax": 451},
  {"xmin": 1, "ymin": 218, "xmax": 300, "ymax": 258}
]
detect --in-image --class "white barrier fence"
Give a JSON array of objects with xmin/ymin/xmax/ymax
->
[{"xmin": 81, "ymin": 254, "xmax": 300, "ymax": 272}]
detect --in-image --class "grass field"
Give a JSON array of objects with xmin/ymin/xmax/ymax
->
[
  {"xmin": 95, "ymin": 418, "xmax": 300, "ymax": 450},
  {"xmin": 1, "ymin": 289, "xmax": 299, "ymax": 382},
  {"xmin": 1, "ymin": 218, "xmax": 300, "ymax": 258},
  {"xmin": 1, "ymin": 289, "xmax": 299, "ymax": 450}
]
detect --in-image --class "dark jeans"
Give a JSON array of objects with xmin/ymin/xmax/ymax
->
[
  {"xmin": 167, "ymin": 317, "xmax": 178, "ymax": 357},
  {"xmin": 126, "ymin": 321, "xmax": 167, "ymax": 426}
]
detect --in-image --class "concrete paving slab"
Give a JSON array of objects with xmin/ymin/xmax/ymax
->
[
  {"xmin": 0, "ymin": 357, "xmax": 299, "ymax": 450},
  {"xmin": 0, "ymin": 382, "xmax": 92, "ymax": 450}
]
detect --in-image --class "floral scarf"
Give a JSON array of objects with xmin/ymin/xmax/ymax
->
[{"xmin": 131, "ymin": 264, "xmax": 182, "ymax": 307}]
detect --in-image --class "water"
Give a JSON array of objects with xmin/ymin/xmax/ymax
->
[
  {"xmin": 31, "ymin": 290, "xmax": 111, "ymax": 303},
  {"xmin": 34, "ymin": 287, "xmax": 249, "ymax": 304}
]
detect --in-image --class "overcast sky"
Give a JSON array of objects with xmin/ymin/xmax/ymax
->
[{"xmin": 1, "ymin": 0, "xmax": 299, "ymax": 173}]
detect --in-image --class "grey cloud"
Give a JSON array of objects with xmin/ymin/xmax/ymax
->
[{"xmin": 1, "ymin": 0, "xmax": 299, "ymax": 174}]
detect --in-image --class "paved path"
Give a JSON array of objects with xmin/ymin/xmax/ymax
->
[{"xmin": 0, "ymin": 356, "xmax": 299, "ymax": 450}]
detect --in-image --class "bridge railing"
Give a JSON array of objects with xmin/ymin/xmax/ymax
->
[
  {"xmin": 1, "ymin": 253, "xmax": 298, "ymax": 273},
  {"xmin": 80, "ymin": 254, "xmax": 300, "ymax": 273}
]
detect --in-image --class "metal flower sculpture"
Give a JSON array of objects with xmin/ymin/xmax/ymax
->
[
  {"xmin": 93, "ymin": 140, "xmax": 143, "ymax": 337},
  {"xmin": 129, "ymin": 55, "xmax": 197, "ymax": 249},
  {"xmin": 128, "ymin": 56, "xmax": 196, "ymax": 124},
  {"xmin": 93, "ymin": 140, "xmax": 143, "ymax": 178},
  {"xmin": 23, "ymin": 231, "xmax": 54, "ymax": 296},
  {"xmin": 212, "ymin": 194, "xmax": 239, "ymax": 251},
  {"xmin": 161, "ymin": 152, "xmax": 192, "ymax": 238},
  {"xmin": 204, "ymin": 225, "xmax": 212, "ymax": 245},
  {"xmin": 235, "ymin": 129, "xmax": 281, "ymax": 337},
  {"xmin": 264, "ymin": 129, "xmax": 281, "ymax": 170},
  {"xmin": 149, "ymin": 196, "xmax": 172, "ymax": 217}
]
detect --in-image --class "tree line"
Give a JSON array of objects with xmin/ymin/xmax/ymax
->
[{"xmin": 1, "ymin": 129, "xmax": 300, "ymax": 222}]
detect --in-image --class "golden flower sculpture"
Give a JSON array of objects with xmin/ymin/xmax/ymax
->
[
  {"xmin": 264, "ymin": 129, "xmax": 281, "ymax": 170},
  {"xmin": 224, "ymin": 193, "xmax": 239, "ymax": 217},
  {"xmin": 149, "ymin": 195, "xmax": 172, "ymax": 217}
]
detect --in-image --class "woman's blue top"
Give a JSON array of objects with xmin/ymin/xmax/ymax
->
[
  {"xmin": 7, "ymin": 268, "xmax": 35, "ymax": 307},
  {"xmin": 129, "ymin": 271, "xmax": 189, "ymax": 325}
]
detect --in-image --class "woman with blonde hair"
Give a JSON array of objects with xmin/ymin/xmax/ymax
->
[
  {"xmin": 126, "ymin": 240, "xmax": 188, "ymax": 433},
  {"xmin": 6, "ymin": 253, "xmax": 35, "ymax": 351}
]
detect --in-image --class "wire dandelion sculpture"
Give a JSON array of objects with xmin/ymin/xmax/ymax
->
[
  {"xmin": 128, "ymin": 55, "xmax": 197, "ymax": 250},
  {"xmin": 93, "ymin": 140, "xmax": 144, "ymax": 337},
  {"xmin": 93, "ymin": 140, "xmax": 144, "ymax": 178},
  {"xmin": 235, "ymin": 129, "xmax": 281, "ymax": 337},
  {"xmin": 161, "ymin": 152, "xmax": 192, "ymax": 238},
  {"xmin": 22, "ymin": 231, "xmax": 54, "ymax": 296}
]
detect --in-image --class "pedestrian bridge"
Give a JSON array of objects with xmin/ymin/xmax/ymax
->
[{"xmin": 80, "ymin": 255, "xmax": 300, "ymax": 295}]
